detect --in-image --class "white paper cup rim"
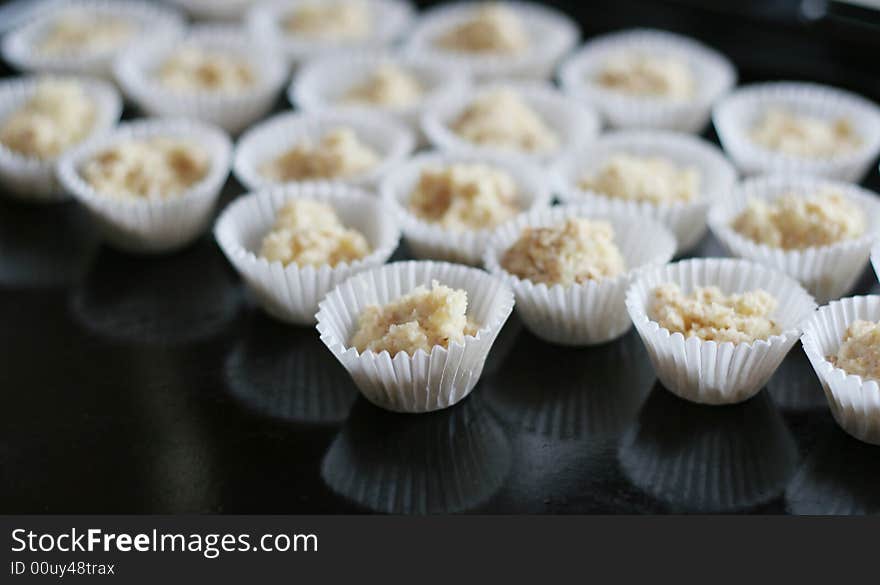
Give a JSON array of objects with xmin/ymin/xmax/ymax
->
[
  {"xmin": 420, "ymin": 81, "xmax": 601, "ymax": 163},
  {"xmin": 712, "ymin": 81, "xmax": 880, "ymax": 174},
  {"xmin": 214, "ymin": 181, "xmax": 401, "ymax": 278},
  {"xmin": 484, "ymin": 204, "xmax": 677, "ymax": 294},
  {"xmin": 403, "ymin": 1, "xmax": 579, "ymax": 79},
  {"xmin": 554, "ymin": 129, "xmax": 737, "ymax": 211},
  {"xmin": 626, "ymin": 257, "xmax": 817, "ymax": 351},
  {"xmin": 2, "ymin": 0, "xmax": 186, "ymax": 74},
  {"xmin": 316, "ymin": 259, "xmax": 515, "ymax": 360},
  {"xmin": 57, "ymin": 117, "xmax": 233, "ymax": 211},
  {"xmin": 708, "ymin": 174, "xmax": 880, "ymax": 259},
  {"xmin": 233, "ymin": 109, "xmax": 416, "ymax": 191}
]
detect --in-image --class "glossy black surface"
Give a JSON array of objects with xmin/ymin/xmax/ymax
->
[{"xmin": 3, "ymin": 1, "xmax": 880, "ymax": 514}]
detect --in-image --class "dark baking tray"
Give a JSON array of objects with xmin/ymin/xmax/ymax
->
[{"xmin": 3, "ymin": 0, "xmax": 880, "ymax": 514}]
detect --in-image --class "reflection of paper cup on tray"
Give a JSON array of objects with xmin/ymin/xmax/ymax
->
[
  {"xmin": 69, "ymin": 239, "xmax": 241, "ymax": 345},
  {"xmin": 618, "ymin": 384, "xmax": 798, "ymax": 512},
  {"xmin": 320, "ymin": 396, "xmax": 511, "ymax": 514},
  {"xmin": 483, "ymin": 329, "xmax": 653, "ymax": 440},
  {"xmin": 224, "ymin": 311, "xmax": 358, "ymax": 425}
]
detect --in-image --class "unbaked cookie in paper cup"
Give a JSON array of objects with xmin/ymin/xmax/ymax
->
[
  {"xmin": 165, "ymin": 0, "xmax": 255, "ymax": 21},
  {"xmin": 402, "ymin": 1, "xmax": 578, "ymax": 81},
  {"xmin": 246, "ymin": 0, "xmax": 414, "ymax": 69},
  {"xmin": 233, "ymin": 109, "xmax": 415, "ymax": 192},
  {"xmin": 484, "ymin": 205, "xmax": 675, "ymax": 346},
  {"xmin": 626, "ymin": 258, "xmax": 817, "ymax": 405},
  {"xmin": 2, "ymin": 0, "xmax": 185, "ymax": 78},
  {"xmin": 316, "ymin": 260, "xmax": 515, "ymax": 413},
  {"xmin": 289, "ymin": 50, "xmax": 469, "ymax": 139},
  {"xmin": 380, "ymin": 150, "xmax": 551, "ymax": 265},
  {"xmin": 0, "ymin": 74, "xmax": 122, "ymax": 202},
  {"xmin": 113, "ymin": 25, "xmax": 288, "ymax": 135},
  {"xmin": 421, "ymin": 81, "xmax": 600, "ymax": 166},
  {"xmin": 554, "ymin": 130, "xmax": 737, "ymax": 252},
  {"xmin": 712, "ymin": 82, "xmax": 880, "ymax": 182},
  {"xmin": 709, "ymin": 175, "xmax": 880, "ymax": 304},
  {"xmin": 558, "ymin": 28, "xmax": 736, "ymax": 132},
  {"xmin": 56, "ymin": 118, "xmax": 232, "ymax": 253},
  {"xmin": 800, "ymin": 296, "xmax": 880, "ymax": 445},
  {"xmin": 214, "ymin": 182, "xmax": 400, "ymax": 325}
]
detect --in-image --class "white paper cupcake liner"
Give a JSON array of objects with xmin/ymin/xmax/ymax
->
[
  {"xmin": 712, "ymin": 81, "xmax": 880, "ymax": 182},
  {"xmin": 618, "ymin": 387, "xmax": 798, "ymax": 512},
  {"xmin": 420, "ymin": 81, "xmax": 601, "ymax": 166},
  {"xmin": 380, "ymin": 150, "xmax": 552, "ymax": 265},
  {"xmin": 554, "ymin": 130, "xmax": 737, "ymax": 253},
  {"xmin": 233, "ymin": 109, "xmax": 416, "ymax": 192},
  {"xmin": 558, "ymin": 28, "xmax": 736, "ymax": 133},
  {"xmin": 403, "ymin": 1, "xmax": 579, "ymax": 81},
  {"xmin": 56, "ymin": 118, "xmax": 233, "ymax": 254},
  {"xmin": 214, "ymin": 182, "xmax": 401, "ymax": 325},
  {"xmin": 484, "ymin": 205, "xmax": 676, "ymax": 346},
  {"xmin": 246, "ymin": 0, "xmax": 414, "ymax": 68},
  {"xmin": 626, "ymin": 258, "xmax": 817, "ymax": 404},
  {"xmin": 800, "ymin": 295, "xmax": 880, "ymax": 445},
  {"xmin": 320, "ymin": 396, "xmax": 511, "ymax": 513},
  {"xmin": 113, "ymin": 25, "xmax": 289, "ymax": 135},
  {"xmin": 708, "ymin": 175, "xmax": 880, "ymax": 304},
  {"xmin": 165, "ymin": 0, "xmax": 254, "ymax": 22},
  {"xmin": 315, "ymin": 260, "xmax": 516, "ymax": 413},
  {"xmin": 2, "ymin": 0, "xmax": 186, "ymax": 78},
  {"xmin": 0, "ymin": 74, "xmax": 122, "ymax": 202},
  {"xmin": 289, "ymin": 50, "xmax": 469, "ymax": 140}
]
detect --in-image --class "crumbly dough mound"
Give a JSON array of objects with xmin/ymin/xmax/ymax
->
[
  {"xmin": 434, "ymin": 3, "xmax": 529, "ymax": 54},
  {"xmin": 731, "ymin": 190, "xmax": 865, "ymax": 250},
  {"xmin": 351, "ymin": 280, "xmax": 479, "ymax": 356},
  {"xmin": 650, "ymin": 283, "xmax": 781, "ymax": 344},
  {"xmin": 343, "ymin": 63, "xmax": 423, "ymax": 108},
  {"xmin": 578, "ymin": 154, "xmax": 699, "ymax": 204},
  {"xmin": 830, "ymin": 320, "xmax": 880, "ymax": 382},
  {"xmin": 451, "ymin": 88, "xmax": 558, "ymax": 153},
  {"xmin": 260, "ymin": 128, "xmax": 380, "ymax": 182},
  {"xmin": 596, "ymin": 52, "xmax": 695, "ymax": 99},
  {"xmin": 82, "ymin": 137, "xmax": 210, "ymax": 200},
  {"xmin": 37, "ymin": 13, "xmax": 135, "ymax": 56},
  {"xmin": 501, "ymin": 218, "xmax": 625, "ymax": 286},
  {"xmin": 408, "ymin": 163, "xmax": 520, "ymax": 230},
  {"xmin": 284, "ymin": 0, "xmax": 370, "ymax": 40},
  {"xmin": 158, "ymin": 48, "xmax": 256, "ymax": 94},
  {"xmin": 0, "ymin": 80, "xmax": 95, "ymax": 159},
  {"xmin": 750, "ymin": 108, "xmax": 862, "ymax": 158},
  {"xmin": 259, "ymin": 199, "xmax": 369, "ymax": 267}
]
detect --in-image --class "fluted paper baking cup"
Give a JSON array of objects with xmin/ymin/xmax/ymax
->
[
  {"xmin": 558, "ymin": 28, "xmax": 736, "ymax": 133},
  {"xmin": 246, "ymin": 0, "xmax": 414, "ymax": 68},
  {"xmin": 56, "ymin": 118, "xmax": 232, "ymax": 254},
  {"xmin": 554, "ymin": 130, "xmax": 737, "ymax": 252},
  {"xmin": 315, "ymin": 260, "xmax": 516, "ymax": 413},
  {"xmin": 801, "ymin": 295, "xmax": 880, "ymax": 445},
  {"xmin": 113, "ymin": 25, "xmax": 288, "ymax": 135},
  {"xmin": 709, "ymin": 175, "xmax": 880, "ymax": 303},
  {"xmin": 712, "ymin": 81, "xmax": 880, "ymax": 181},
  {"xmin": 626, "ymin": 258, "xmax": 817, "ymax": 404},
  {"xmin": 403, "ymin": 1, "xmax": 578, "ymax": 81},
  {"xmin": 233, "ymin": 109, "xmax": 415, "ymax": 192},
  {"xmin": 2, "ymin": 0, "xmax": 185, "ymax": 78},
  {"xmin": 871, "ymin": 241, "xmax": 880, "ymax": 284},
  {"xmin": 214, "ymin": 182, "xmax": 401, "ymax": 325},
  {"xmin": 290, "ymin": 50, "xmax": 469, "ymax": 139},
  {"xmin": 380, "ymin": 150, "xmax": 551, "ymax": 265},
  {"xmin": 0, "ymin": 74, "xmax": 122, "ymax": 202},
  {"xmin": 484, "ymin": 205, "xmax": 676, "ymax": 346},
  {"xmin": 166, "ymin": 0, "xmax": 254, "ymax": 21},
  {"xmin": 420, "ymin": 81, "xmax": 600, "ymax": 166}
]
